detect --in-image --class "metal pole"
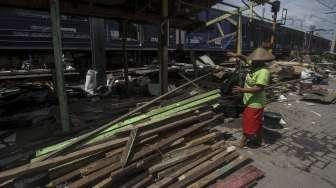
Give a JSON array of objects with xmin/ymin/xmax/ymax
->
[
  {"xmin": 50, "ymin": 0, "xmax": 70, "ymax": 133},
  {"xmin": 237, "ymin": 8, "xmax": 242, "ymax": 55},
  {"xmin": 159, "ymin": 0, "xmax": 169, "ymax": 94}
]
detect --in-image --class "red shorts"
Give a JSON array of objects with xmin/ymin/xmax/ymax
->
[{"xmin": 242, "ymin": 107, "xmax": 264, "ymax": 136}]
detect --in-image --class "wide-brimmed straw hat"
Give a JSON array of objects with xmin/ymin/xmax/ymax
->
[{"xmin": 248, "ymin": 48, "xmax": 275, "ymax": 62}]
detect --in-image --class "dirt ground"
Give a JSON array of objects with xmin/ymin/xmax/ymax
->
[{"xmin": 236, "ymin": 79, "xmax": 336, "ymax": 188}]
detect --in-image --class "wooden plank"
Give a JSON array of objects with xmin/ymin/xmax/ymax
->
[
  {"xmin": 47, "ymin": 169, "xmax": 82, "ymax": 187},
  {"xmin": 208, "ymin": 165, "xmax": 264, "ymax": 188},
  {"xmin": 149, "ymin": 145, "xmax": 210, "ymax": 173},
  {"xmin": 156, "ymin": 157, "xmax": 197, "ymax": 180},
  {"xmin": 118, "ymin": 172, "xmax": 148, "ymax": 188},
  {"xmin": 97, "ymin": 153, "xmax": 159, "ymax": 188},
  {"xmin": 50, "ymin": 0, "xmax": 70, "ymax": 133},
  {"xmin": 184, "ymin": 132, "xmax": 218, "ymax": 148},
  {"xmin": 187, "ymin": 155, "xmax": 250, "ymax": 188},
  {"xmin": 48, "ymin": 152, "xmax": 105, "ymax": 179},
  {"xmin": 80, "ymin": 150, "xmax": 121, "ymax": 176},
  {"xmin": 120, "ymin": 128, "xmax": 139, "ymax": 167},
  {"xmin": 67, "ymin": 161, "xmax": 121, "ymax": 188},
  {"xmin": 148, "ymin": 143, "xmax": 227, "ymax": 188},
  {"xmin": 0, "ymin": 137, "xmax": 127, "ymax": 182},
  {"xmin": 170, "ymin": 151, "xmax": 239, "ymax": 188},
  {"xmin": 140, "ymin": 111, "xmax": 214, "ymax": 138},
  {"xmin": 48, "ymin": 149, "xmax": 121, "ymax": 187},
  {"xmin": 132, "ymin": 175, "xmax": 154, "ymax": 188}
]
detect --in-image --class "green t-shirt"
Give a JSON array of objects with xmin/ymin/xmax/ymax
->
[{"xmin": 243, "ymin": 68, "xmax": 270, "ymax": 109}]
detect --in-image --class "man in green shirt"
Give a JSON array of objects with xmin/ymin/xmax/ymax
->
[{"xmin": 228, "ymin": 48, "xmax": 274, "ymax": 148}]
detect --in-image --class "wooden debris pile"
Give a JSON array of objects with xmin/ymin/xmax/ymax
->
[{"xmin": 0, "ymin": 89, "xmax": 264, "ymax": 188}]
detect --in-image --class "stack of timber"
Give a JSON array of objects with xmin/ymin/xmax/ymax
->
[{"xmin": 0, "ymin": 89, "xmax": 263, "ymax": 188}]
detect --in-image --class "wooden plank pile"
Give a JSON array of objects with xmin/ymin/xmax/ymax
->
[{"xmin": 0, "ymin": 89, "xmax": 264, "ymax": 188}]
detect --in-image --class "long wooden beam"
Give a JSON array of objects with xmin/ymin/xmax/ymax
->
[{"xmin": 50, "ymin": 0, "xmax": 71, "ymax": 133}]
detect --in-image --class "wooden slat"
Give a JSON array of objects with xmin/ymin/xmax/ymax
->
[{"xmin": 120, "ymin": 128, "xmax": 139, "ymax": 167}]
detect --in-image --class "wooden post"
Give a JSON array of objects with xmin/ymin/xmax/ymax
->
[
  {"xmin": 122, "ymin": 21, "xmax": 129, "ymax": 92},
  {"xmin": 50, "ymin": 0, "xmax": 70, "ymax": 133},
  {"xmin": 90, "ymin": 17, "xmax": 107, "ymax": 86},
  {"xmin": 237, "ymin": 8, "xmax": 242, "ymax": 55},
  {"xmin": 270, "ymin": 11, "xmax": 278, "ymax": 52},
  {"xmin": 159, "ymin": 0, "xmax": 169, "ymax": 95}
]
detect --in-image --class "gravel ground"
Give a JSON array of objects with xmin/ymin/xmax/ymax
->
[{"xmin": 236, "ymin": 79, "xmax": 336, "ymax": 188}]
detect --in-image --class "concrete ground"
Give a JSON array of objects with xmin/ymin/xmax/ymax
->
[{"xmin": 235, "ymin": 79, "xmax": 336, "ymax": 188}]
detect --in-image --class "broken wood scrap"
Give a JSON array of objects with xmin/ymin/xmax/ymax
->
[
  {"xmin": 209, "ymin": 165, "xmax": 264, "ymax": 188},
  {"xmin": 187, "ymin": 155, "xmax": 250, "ymax": 188}
]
